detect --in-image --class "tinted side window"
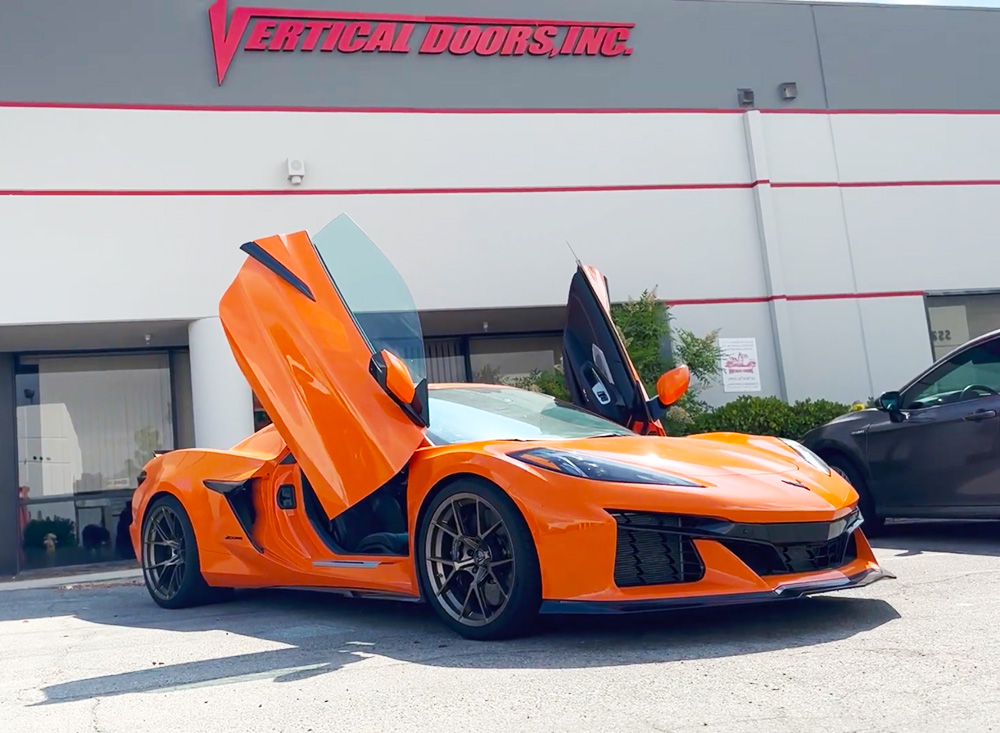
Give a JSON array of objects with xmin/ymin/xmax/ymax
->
[{"xmin": 905, "ymin": 338, "xmax": 1000, "ymax": 408}]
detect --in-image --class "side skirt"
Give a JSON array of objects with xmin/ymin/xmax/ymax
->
[{"xmin": 273, "ymin": 586, "xmax": 424, "ymax": 603}]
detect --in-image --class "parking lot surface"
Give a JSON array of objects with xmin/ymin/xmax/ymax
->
[{"xmin": 2, "ymin": 521, "xmax": 998, "ymax": 733}]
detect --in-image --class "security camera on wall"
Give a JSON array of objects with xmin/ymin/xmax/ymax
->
[{"xmin": 286, "ymin": 157, "xmax": 305, "ymax": 185}]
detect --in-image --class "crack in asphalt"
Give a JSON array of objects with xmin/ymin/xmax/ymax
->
[{"xmin": 90, "ymin": 696, "xmax": 101, "ymax": 733}]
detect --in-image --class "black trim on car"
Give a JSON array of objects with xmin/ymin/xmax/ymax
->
[
  {"xmin": 204, "ymin": 479, "xmax": 263, "ymax": 552},
  {"xmin": 608, "ymin": 509, "xmax": 864, "ymax": 546},
  {"xmin": 538, "ymin": 567, "xmax": 893, "ymax": 615},
  {"xmin": 240, "ymin": 241, "xmax": 316, "ymax": 301},
  {"xmin": 607, "ymin": 509, "xmax": 864, "ymax": 580}
]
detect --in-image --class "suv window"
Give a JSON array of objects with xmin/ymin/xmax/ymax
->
[{"xmin": 905, "ymin": 336, "xmax": 1000, "ymax": 409}]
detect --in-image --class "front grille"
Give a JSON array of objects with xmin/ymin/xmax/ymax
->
[
  {"xmin": 722, "ymin": 531, "xmax": 857, "ymax": 576},
  {"xmin": 611, "ymin": 512, "xmax": 705, "ymax": 587},
  {"xmin": 607, "ymin": 510, "xmax": 860, "ymax": 585}
]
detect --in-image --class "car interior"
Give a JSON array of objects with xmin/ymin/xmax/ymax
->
[{"xmin": 301, "ymin": 468, "xmax": 410, "ymax": 557}]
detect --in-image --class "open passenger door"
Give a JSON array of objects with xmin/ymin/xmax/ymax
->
[
  {"xmin": 563, "ymin": 264, "xmax": 666, "ymax": 436},
  {"xmin": 219, "ymin": 214, "xmax": 429, "ymax": 520}
]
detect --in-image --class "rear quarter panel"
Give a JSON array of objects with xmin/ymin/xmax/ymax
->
[{"xmin": 131, "ymin": 448, "xmax": 275, "ymax": 585}]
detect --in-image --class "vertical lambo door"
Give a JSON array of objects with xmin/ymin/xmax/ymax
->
[
  {"xmin": 220, "ymin": 214, "xmax": 431, "ymax": 568},
  {"xmin": 562, "ymin": 264, "xmax": 665, "ymax": 435}
]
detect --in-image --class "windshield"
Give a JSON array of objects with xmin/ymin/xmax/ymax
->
[
  {"xmin": 426, "ymin": 386, "xmax": 634, "ymax": 445},
  {"xmin": 311, "ymin": 214, "xmax": 427, "ymax": 383}
]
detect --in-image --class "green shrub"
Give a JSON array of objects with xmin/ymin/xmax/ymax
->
[
  {"xmin": 688, "ymin": 395, "xmax": 853, "ymax": 439},
  {"xmin": 507, "ymin": 366, "xmax": 572, "ymax": 402},
  {"xmin": 23, "ymin": 517, "xmax": 76, "ymax": 550}
]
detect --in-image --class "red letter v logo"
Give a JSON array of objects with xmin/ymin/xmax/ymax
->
[{"xmin": 208, "ymin": 0, "xmax": 251, "ymax": 85}]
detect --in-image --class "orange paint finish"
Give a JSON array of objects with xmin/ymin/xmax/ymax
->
[
  {"xmin": 404, "ymin": 433, "xmax": 865, "ymax": 602},
  {"xmin": 132, "ymin": 444, "xmax": 421, "ymax": 596},
  {"xmin": 132, "ymin": 216, "xmax": 891, "ymax": 635},
  {"xmin": 381, "ymin": 349, "xmax": 417, "ymax": 403},
  {"xmin": 219, "ymin": 230, "xmax": 426, "ymax": 520}
]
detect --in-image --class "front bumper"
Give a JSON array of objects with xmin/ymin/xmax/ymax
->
[
  {"xmin": 533, "ymin": 503, "xmax": 893, "ymax": 611},
  {"xmin": 540, "ymin": 565, "xmax": 893, "ymax": 615}
]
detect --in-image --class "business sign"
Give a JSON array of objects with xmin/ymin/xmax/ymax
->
[
  {"xmin": 209, "ymin": 0, "xmax": 635, "ymax": 84},
  {"xmin": 719, "ymin": 337, "xmax": 761, "ymax": 393}
]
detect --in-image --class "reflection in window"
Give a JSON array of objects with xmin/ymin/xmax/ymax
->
[
  {"xmin": 425, "ymin": 338, "xmax": 466, "ymax": 383},
  {"xmin": 926, "ymin": 293, "xmax": 1000, "ymax": 361},
  {"xmin": 469, "ymin": 335, "xmax": 562, "ymax": 384},
  {"xmin": 15, "ymin": 354, "xmax": 174, "ymax": 571}
]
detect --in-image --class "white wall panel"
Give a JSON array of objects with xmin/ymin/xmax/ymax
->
[
  {"xmin": 0, "ymin": 188, "xmax": 765, "ymax": 325},
  {"xmin": 4, "ymin": 106, "xmax": 998, "ymax": 411},
  {"xmin": 784, "ymin": 300, "xmax": 873, "ymax": 403},
  {"xmin": 830, "ymin": 114, "xmax": 1000, "ymax": 183},
  {"xmin": 0, "ymin": 108, "xmax": 753, "ymax": 191},
  {"xmin": 760, "ymin": 114, "xmax": 840, "ymax": 183},
  {"xmin": 771, "ymin": 187, "xmax": 856, "ymax": 295},
  {"xmin": 841, "ymin": 185, "xmax": 1000, "ymax": 293},
  {"xmin": 857, "ymin": 296, "xmax": 934, "ymax": 397}
]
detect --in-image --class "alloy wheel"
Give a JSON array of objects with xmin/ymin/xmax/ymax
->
[
  {"xmin": 142, "ymin": 503, "xmax": 188, "ymax": 602},
  {"xmin": 424, "ymin": 492, "xmax": 516, "ymax": 627}
]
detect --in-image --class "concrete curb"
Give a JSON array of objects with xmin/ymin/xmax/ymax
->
[{"xmin": 0, "ymin": 568, "xmax": 143, "ymax": 592}]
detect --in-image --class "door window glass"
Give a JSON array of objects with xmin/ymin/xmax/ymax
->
[
  {"xmin": 310, "ymin": 214, "xmax": 426, "ymax": 384},
  {"xmin": 905, "ymin": 337, "xmax": 1000, "ymax": 408}
]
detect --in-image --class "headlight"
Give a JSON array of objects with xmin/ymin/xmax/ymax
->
[
  {"xmin": 779, "ymin": 439, "xmax": 831, "ymax": 475},
  {"xmin": 509, "ymin": 447, "xmax": 703, "ymax": 487}
]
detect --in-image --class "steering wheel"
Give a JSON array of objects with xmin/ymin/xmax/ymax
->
[{"xmin": 961, "ymin": 384, "xmax": 999, "ymax": 400}]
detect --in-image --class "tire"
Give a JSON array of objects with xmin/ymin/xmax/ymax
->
[
  {"xmin": 827, "ymin": 456, "xmax": 885, "ymax": 536},
  {"xmin": 140, "ymin": 494, "xmax": 217, "ymax": 609},
  {"xmin": 416, "ymin": 479, "xmax": 542, "ymax": 641}
]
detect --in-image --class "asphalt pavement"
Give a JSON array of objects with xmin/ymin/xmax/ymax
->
[{"xmin": 2, "ymin": 520, "xmax": 999, "ymax": 733}]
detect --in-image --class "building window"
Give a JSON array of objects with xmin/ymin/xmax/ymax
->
[
  {"xmin": 425, "ymin": 338, "xmax": 467, "ymax": 383},
  {"xmin": 248, "ymin": 333, "xmax": 562, "ymax": 433},
  {"xmin": 926, "ymin": 292, "xmax": 1000, "ymax": 361},
  {"xmin": 469, "ymin": 335, "xmax": 562, "ymax": 383},
  {"xmin": 15, "ymin": 353, "xmax": 174, "ymax": 572}
]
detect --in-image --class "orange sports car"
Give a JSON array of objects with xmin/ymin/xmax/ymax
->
[{"xmin": 131, "ymin": 214, "xmax": 891, "ymax": 640}]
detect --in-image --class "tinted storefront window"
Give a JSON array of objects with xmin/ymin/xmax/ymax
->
[
  {"xmin": 926, "ymin": 293, "xmax": 1000, "ymax": 361},
  {"xmin": 15, "ymin": 354, "xmax": 174, "ymax": 571}
]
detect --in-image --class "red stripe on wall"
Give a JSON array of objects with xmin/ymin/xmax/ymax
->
[
  {"xmin": 5, "ymin": 101, "xmax": 1000, "ymax": 115},
  {"xmin": 666, "ymin": 291, "xmax": 925, "ymax": 306},
  {"xmin": 0, "ymin": 101, "xmax": 747, "ymax": 114},
  {"xmin": 0, "ymin": 181, "xmax": 767, "ymax": 196},
  {"xmin": 766, "ymin": 108, "xmax": 1000, "ymax": 116},
  {"xmin": 773, "ymin": 180, "xmax": 1000, "ymax": 189},
  {"xmin": 5, "ymin": 178, "xmax": 1000, "ymax": 196}
]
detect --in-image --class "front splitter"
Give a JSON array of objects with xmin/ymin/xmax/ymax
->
[{"xmin": 538, "ymin": 567, "xmax": 894, "ymax": 615}]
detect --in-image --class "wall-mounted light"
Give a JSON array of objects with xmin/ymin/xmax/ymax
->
[
  {"xmin": 286, "ymin": 157, "xmax": 306, "ymax": 185},
  {"xmin": 778, "ymin": 82, "xmax": 798, "ymax": 101},
  {"xmin": 737, "ymin": 88, "xmax": 755, "ymax": 107}
]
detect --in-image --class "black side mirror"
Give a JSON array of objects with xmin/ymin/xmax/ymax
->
[{"xmin": 875, "ymin": 390, "xmax": 905, "ymax": 422}]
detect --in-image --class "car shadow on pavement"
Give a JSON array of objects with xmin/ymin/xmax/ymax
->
[
  {"xmin": 17, "ymin": 581, "xmax": 900, "ymax": 706},
  {"xmin": 871, "ymin": 519, "xmax": 1000, "ymax": 558}
]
